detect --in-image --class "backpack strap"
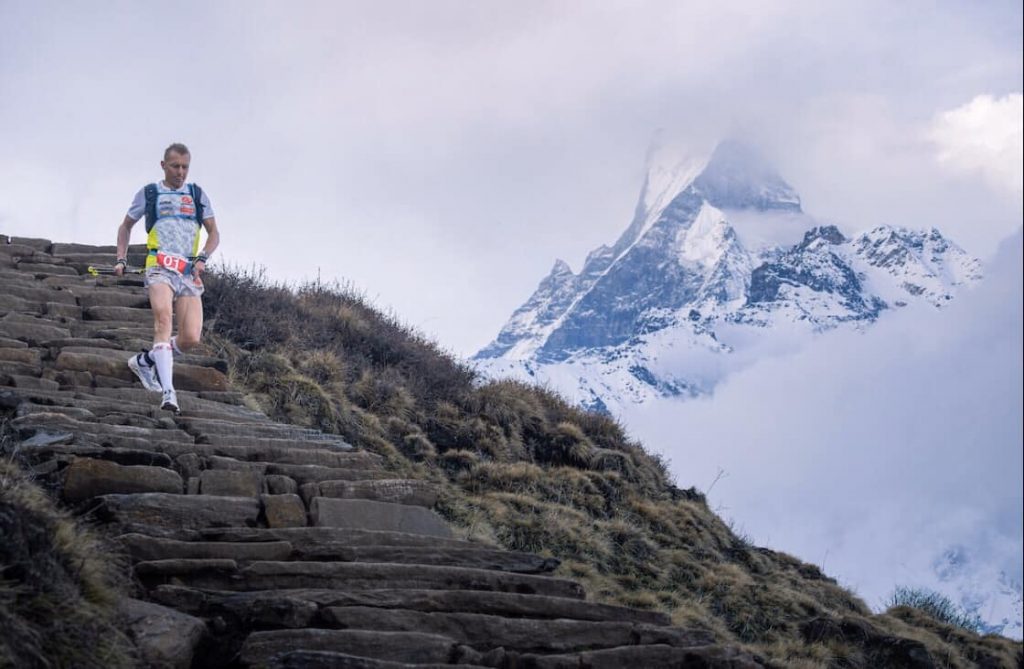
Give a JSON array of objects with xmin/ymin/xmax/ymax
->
[
  {"xmin": 190, "ymin": 183, "xmax": 205, "ymax": 226},
  {"xmin": 143, "ymin": 183, "xmax": 158, "ymax": 232}
]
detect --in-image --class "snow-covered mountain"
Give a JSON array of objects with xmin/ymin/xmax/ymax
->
[
  {"xmin": 931, "ymin": 546, "xmax": 1023, "ymax": 639},
  {"xmin": 473, "ymin": 139, "xmax": 982, "ymax": 414}
]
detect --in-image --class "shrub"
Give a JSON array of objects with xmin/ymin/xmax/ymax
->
[{"xmin": 885, "ymin": 586, "xmax": 984, "ymax": 633}]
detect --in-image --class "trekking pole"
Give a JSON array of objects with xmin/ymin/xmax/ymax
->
[{"xmin": 86, "ymin": 264, "xmax": 144, "ymax": 274}]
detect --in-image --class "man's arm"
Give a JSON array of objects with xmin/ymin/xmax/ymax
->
[
  {"xmin": 193, "ymin": 217, "xmax": 219, "ymax": 277},
  {"xmin": 115, "ymin": 215, "xmax": 137, "ymax": 276}
]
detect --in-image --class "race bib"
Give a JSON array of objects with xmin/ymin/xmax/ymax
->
[{"xmin": 155, "ymin": 252, "xmax": 189, "ymax": 274}]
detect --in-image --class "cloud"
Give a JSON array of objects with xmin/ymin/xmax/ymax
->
[
  {"xmin": 930, "ymin": 93, "xmax": 1024, "ymax": 197},
  {"xmin": 624, "ymin": 228, "xmax": 1024, "ymax": 609}
]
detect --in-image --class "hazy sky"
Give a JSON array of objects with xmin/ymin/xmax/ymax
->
[{"xmin": 1, "ymin": 0, "xmax": 1021, "ymax": 356}]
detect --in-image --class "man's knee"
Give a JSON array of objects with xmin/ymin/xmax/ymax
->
[{"xmin": 177, "ymin": 333, "xmax": 201, "ymax": 350}]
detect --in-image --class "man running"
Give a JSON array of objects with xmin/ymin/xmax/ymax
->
[{"xmin": 115, "ymin": 142, "xmax": 220, "ymax": 413}]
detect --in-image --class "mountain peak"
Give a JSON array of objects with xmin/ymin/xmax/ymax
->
[{"xmin": 692, "ymin": 140, "xmax": 802, "ymax": 213}]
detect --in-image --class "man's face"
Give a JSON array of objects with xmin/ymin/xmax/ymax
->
[{"xmin": 161, "ymin": 151, "xmax": 190, "ymax": 189}]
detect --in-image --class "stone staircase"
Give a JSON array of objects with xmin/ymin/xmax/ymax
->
[{"xmin": 1, "ymin": 235, "xmax": 761, "ymax": 668}]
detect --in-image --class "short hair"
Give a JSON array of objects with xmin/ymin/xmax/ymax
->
[{"xmin": 164, "ymin": 143, "xmax": 190, "ymax": 161}]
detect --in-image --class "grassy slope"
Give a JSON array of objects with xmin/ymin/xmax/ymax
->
[{"xmin": 192, "ymin": 268, "xmax": 1016, "ymax": 666}]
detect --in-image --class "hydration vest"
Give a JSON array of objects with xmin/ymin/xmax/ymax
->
[{"xmin": 143, "ymin": 183, "xmax": 206, "ymax": 232}]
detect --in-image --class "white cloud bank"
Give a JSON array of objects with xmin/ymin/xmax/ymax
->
[
  {"xmin": 624, "ymin": 228, "xmax": 1023, "ymax": 617},
  {"xmin": 930, "ymin": 93, "xmax": 1024, "ymax": 198}
]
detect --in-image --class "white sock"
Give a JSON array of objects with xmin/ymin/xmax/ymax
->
[
  {"xmin": 151, "ymin": 342, "xmax": 174, "ymax": 392},
  {"xmin": 170, "ymin": 336, "xmax": 183, "ymax": 357}
]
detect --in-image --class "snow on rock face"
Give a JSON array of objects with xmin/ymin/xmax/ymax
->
[{"xmin": 473, "ymin": 139, "xmax": 982, "ymax": 408}]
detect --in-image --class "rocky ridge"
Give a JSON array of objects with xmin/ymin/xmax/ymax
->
[{"xmin": 0, "ymin": 235, "xmax": 762, "ymax": 668}]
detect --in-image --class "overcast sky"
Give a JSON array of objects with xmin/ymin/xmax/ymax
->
[{"xmin": 1, "ymin": 0, "xmax": 1021, "ymax": 356}]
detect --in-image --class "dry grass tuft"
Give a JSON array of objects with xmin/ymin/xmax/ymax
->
[{"xmin": 1, "ymin": 419, "xmax": 135, "ymax": 668}]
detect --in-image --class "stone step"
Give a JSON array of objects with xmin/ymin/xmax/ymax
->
[
  {"xmin": 42, "ymin": 336, "xmax": 124, "ymax": 349},
  {"xmin": 54, "ymin": 350, "xmax": 230, "ymax": 392},
  {"xmin": 82, "ymin": 305, "xmax": 153, "ymax": 323},
  {"xmin": 2, "ymin": 375, "xmax": 59, "ymax": 390},
  {"xmin": 239, "ymin": 629, "xmax": 461, "ymax": 667},
  {"xmin": 74, "ymin": 290, "xmax": 150, "ymax": 309},
  {"xmin": 309, "ymin": 498, "xmax": 451, "ymax": 537},
  {"xmin": 303, "ymin": 479, "xmax": 438, "ymax": 507},
  {"xmin": 151, "ymin": 586, "xmax": 671, "ymax": 628},
  {"xmin": 92, "ymin": 492, "xmax": 262, "ymax": 531},
  {"xmin": 509, "ymin": 644, "xmax": 764, "ymax": 669},
  {"xmin": 61, "ymin": 457, "xmax": 183, "ymax": 503},
  {"xmin": 0, "ymin": 314, "xmax": 73, "ymax": 344},
  {"xmin": 120, "ymin": 533, "xmax": 294, "ymax": 563},
  {"xmin": 266, "ymin": 651, "xmax": 488, "ymax": 669},
  {"xmin": 13, "ymin": 439, "xmax": 175, "ymax": 468},
  {"xmin": 0, "ymin": 281, "xmax": 79, "ymax": 305},
  {"xmin": 11, "ymin": 411, "xmax": 194, "ymax": 443},
  {"xmin": 302, "ymin": 546, "xmax": 558, "ymax": 574},
  {"xmin": 197, "ymin": 432, "xmax": 355, "ymax": 452},
  {"xmin": 135, "ymin": 560, "xmax": 586, "ymax": 599},
  {"xmin": 321, "ymin": 606, "xmax": 711, "ymax": 655},
  {"xmin": 0, "ymin": 293, "xmax": 43, "ymax": 315},
  {"xmin": 88, "ymin": 386, "xmax": 256, "ymax": 413},
  {"xmin": 178, "ymin": 416, "xmax": 328, "ymax": 440},
  {"xmin": 194, "ymin": 527, "xmax": 478, "ymax": 550}
]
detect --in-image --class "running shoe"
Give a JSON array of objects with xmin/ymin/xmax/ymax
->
[
  {"xmin": 160, "ymin": 389, "xmax": 180, "ymax": 414},
  {"xmin": 128, "ymin": 353, "xmax": 162, "ymax": 392}
]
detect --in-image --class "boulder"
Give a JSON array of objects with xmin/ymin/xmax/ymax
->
[
  {"xmin": 262, "ymin": 493, "xmax": 308, "ymax": 528},
  {"xmin": 119, "ymin": 597, "xmax": 207, "ymax": 669}
]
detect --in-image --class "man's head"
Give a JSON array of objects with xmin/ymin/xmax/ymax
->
[{"xmin": 161, "ymin": 143, "xmax": 191, "ymax": 189}]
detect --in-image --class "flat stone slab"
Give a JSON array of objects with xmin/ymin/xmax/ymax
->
[
  {"xmin": 238, "ymin": 629, "xmax": 459, "ymax": 666},
  {"xmin": 303, "ymin": 545, "xmax": 558, "ymax": 574},
  {"xmin": 12, "ymin": 411, "xmax": 194, "ymax": 443},
  {"xmin": 94, "ymin": 493, "xmax": 261, "ymax": 530},
  {"xmin": 0, "ymin": 281, "xmax": 79, "ymax": 304},
  {"xmin": 314, "ymin": 479, "xmax": 438, "ymax": 507},
  {"xmin": 309, "ymin": 498, "xmax": 452, "ymax": 538},
  {"xmin": 62, "ymin": 457, "xmax": 182, "ymax": 503},
  {"xmin": 195, "ymin": 527, "xmax": 476, "ymax": 551},
  {"xmin": 0, "ymin": 315, "xmax": 72, "ymax": 344},
  {"xmin": 514, "ymin": 644, "xmax": 765, "ymax": 669},
  {"xmin": 322, "ymin": 606, "xmax": 713, "ymax": 654},
  {"xmin": 83, "ymin": 305, "xmax": 153, "ymax": 323},
  {"xmin": 151, "ymin": 586, "xmax": 671, "ymax": 627},
  {"xmin": 120, "ymin": 533, "xmax": 293, "ymax": 562},
  {"xmin": 13, "ymin": 441, "xmax": 174, "ymax": 468},
  {"xmin": 266, "ymin": 650, "xmax": 489, "ymax": 669},
  {"xmin": 164, "ymin": 561, "xmax": 585, "ymax": 599}
]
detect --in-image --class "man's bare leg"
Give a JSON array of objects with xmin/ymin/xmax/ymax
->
[
  {"xmin": 174, "ymin": 295, "xmax": 204, "ymax": 353},
  {"xmin": 147, "ymin": 283, "xmax": 179, "ymax": 411}
]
